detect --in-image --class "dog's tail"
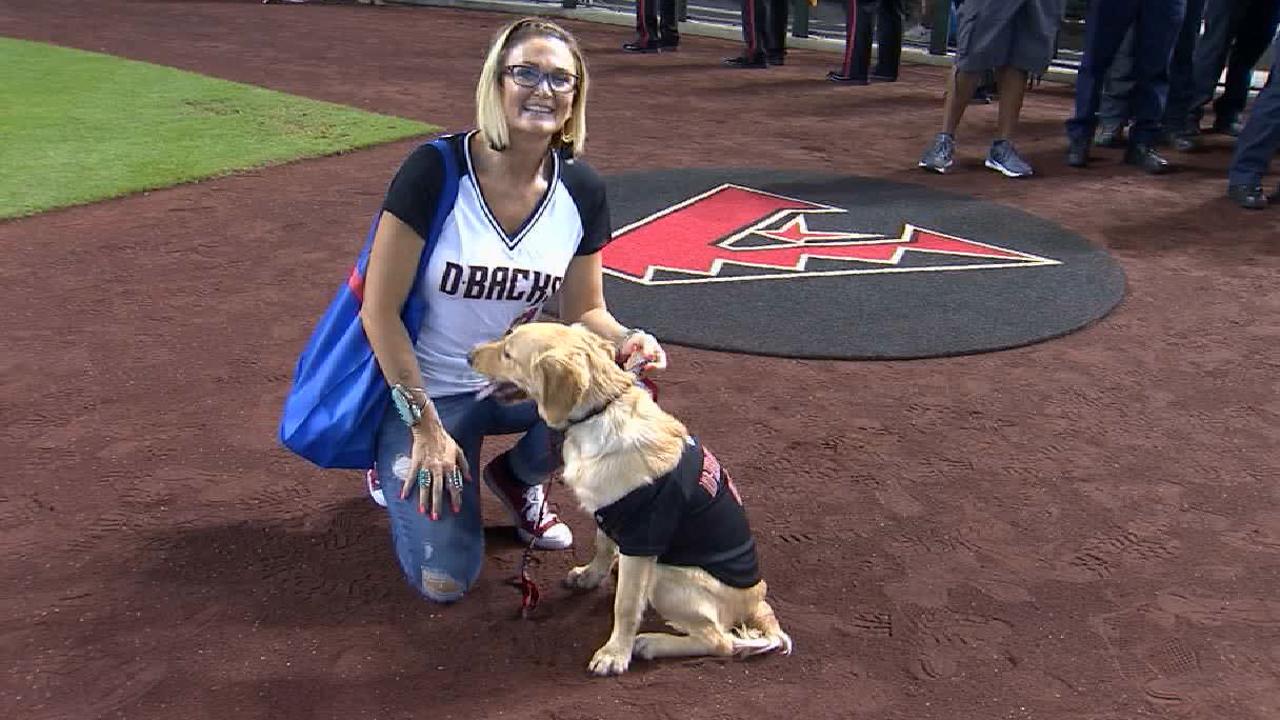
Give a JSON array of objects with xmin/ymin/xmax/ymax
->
[{"xmin": 731, "ymin": 597, "xmax": 793, "ymax": 657}]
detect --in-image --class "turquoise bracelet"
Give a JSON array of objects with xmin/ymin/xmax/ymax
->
[{"xmin": 391, "ymin": 384, "xmax": 427, "ymax": 427}]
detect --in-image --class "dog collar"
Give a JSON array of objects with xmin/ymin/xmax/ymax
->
[
  {"xmin": 563, "ymin": 369, "xmax": 658, "ymax": 429},
  {"xmin": 564, "ymin": 393, "xmax": 621, "ymax": 428}
]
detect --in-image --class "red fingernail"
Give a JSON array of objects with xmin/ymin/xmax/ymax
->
[{"xmin": 430, "ymin": 511, "xmax": 438, "ymax": 521}]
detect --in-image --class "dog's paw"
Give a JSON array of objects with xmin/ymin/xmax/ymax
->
[
  {"xmin": 563, "ymin": 564, "xmax": 606, "ymax": 591},
  {"xmin": 631, "ymin": 634, "xmax": 659, "ymax": 660},
  {"xmin": 588, "ymin": 643, "xmax": 632, "ymax": 676},
  {"xmin": 730, "ymin": 631, "xmax": 794, "ymax": 658}
]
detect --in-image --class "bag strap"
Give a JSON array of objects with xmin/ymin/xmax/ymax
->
[
  {"xmin": 401, "ymin": 136, "xmax": 460, "ymax": 338},
  {"xmin": 419, "ymin": 136, "xmax": 460, "ymax": 275},
  {"xmin": 346, "ymin": 135, "xmax": 461, "ymax": 305}
]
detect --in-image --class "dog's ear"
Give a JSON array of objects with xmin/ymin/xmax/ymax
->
[
  {"xmin": 568, "ymin": 323, "xmax": 621, "ymax": 362},
  {"xmin": 532, "ymin": 349, "xmax": 587, "ymax": 427},
  {"xmin": 580, "ymin": 330, "xmax": 622, "ymax": 377}
]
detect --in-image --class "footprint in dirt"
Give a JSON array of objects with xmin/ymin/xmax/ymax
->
[
  {"xmin": 1153, "ymin": 592, "xmax": 1280, "ymax": 628},
  {"xmin": 1056, "ymin": 523, "xmax": 1180, "ymax": 582},
  {"xmin": 902, "ymin": 606, "xmax": 1014, "ymax": 681},
  {"xmin": 911, "ymin": 649, "xmax": 959, "ymax": 680},
  {"xmin": 1090, "ymin": 603, "xmax": 1280, "ymax": 714},
  {"xmin": 1143, "ymin": 677, "xmax": 1192, "ymax": 706}
]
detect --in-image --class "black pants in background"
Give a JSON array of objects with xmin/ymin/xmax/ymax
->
[
  {"xmin": 739, "ymin": 0, "xmax": 789, "ymax": 61},
  {"xmin": 635, "ymin": 0, "xmax": 680, "ymax": 48},
  {"xmin": 1099, "ymin": 0, "xmax": 1206, "ymax": 133},
  {"xmin": 836, "ymin": 0, "xmax": 906, "ymax": 80},
  {"xmin": 1065, "ymin": 0, "xmax": 1187, "ymax": 146},
  {"xmin": 1190, "ymin": 0, "xmax": 1280, "ymax": 127}
]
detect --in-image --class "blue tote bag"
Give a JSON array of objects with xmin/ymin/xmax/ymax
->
[{"xmin": 279, "ymin": 136, "xmax": 459, "ymax": 469}]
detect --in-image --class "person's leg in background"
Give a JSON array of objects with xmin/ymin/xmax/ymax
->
[
  {"xmin": 873, "ymin": 0, "xmax": 906, "ymax": 80},
  {"xmin": 1213, "ymin": 0, "xmax": 1280, "ymax": 134},
  {"xmin": 764, "ymin": 0, "xmax": 790, "ymax": 65},
  {"xmin": 919, "ymin": 0, "xmax": 998, "ymax": 173},
  {"xmin": 947, "ymin": 0, "xmax": 994, "ymax": 102},
  {"xmin": 1124, "ymin": 0, "xmax": 1186, "ymax": 173},
  {"xmin": 1188, "ymin": 0, "xmax": 1243, "ymax": 132},
  {"xmin": 1097, "ymin": 27, "xmax": 1138, "ymax": 148},
  {"xmin": 623, "ymin": 0, "xmax": 663, "ymax": 52},
  {"xmin": 986, "ymin": 62, "xmax": 1035, "ymax": 176},
  {"xmin": 1227, "ymin": 32, "xmax": 1280, "ymax": 209},
  {"xmin": 1163, "ymin": 0, "xmax": 1207, "ymax": 150},
  {"xmin": 1065, "ymin": 0, "xmax": 1142, "ymax": 167},
  {"xmin": 658, "ymin": 0, "xmax": 681, "ymax": 49},
  {"xmin": 829, "ymin": 0, "xmax": 875, "ymax": 83},
  {"xmin": 726, "ymin": 0, "xmax": 770, "ymax": 67},
  {"xmin": 982, "ymin": 0, "xmax": 1066, "ymax": 178}
]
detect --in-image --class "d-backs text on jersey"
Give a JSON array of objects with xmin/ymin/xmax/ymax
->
[{"xmin": 439, "ymin": 261, "xmax": 562, "ymax": 304}]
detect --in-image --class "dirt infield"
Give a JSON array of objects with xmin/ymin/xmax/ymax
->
[{"xmin": 1, "ymin": 2, "xmax": 1278, "ymax": 719}]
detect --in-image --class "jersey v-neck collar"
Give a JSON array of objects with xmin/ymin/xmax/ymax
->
[{"xmin": 462, "ymin": 130, "xmax": 560, "ymax": 252}]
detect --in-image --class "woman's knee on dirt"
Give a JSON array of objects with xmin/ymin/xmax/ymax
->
[
  {"xmin": 383, "ymin": 484, "xmax": 485, "ymax": 603},
  {"xmin": 418, "ymin": 566, "xmax": 473, "ymax": 603},
  {"xmin": 397, "ymin": 546, "xmax": 483, "ymax": 603}
]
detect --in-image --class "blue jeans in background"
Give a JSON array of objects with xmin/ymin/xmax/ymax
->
[{"xmin": 1228, "ymin": 32, "xmax": 1280, "ymax": 188}]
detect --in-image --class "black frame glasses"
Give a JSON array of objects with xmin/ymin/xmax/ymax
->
[{"xmin": 504, "ymin": 64, "xmax": 578, "ymax": 94}]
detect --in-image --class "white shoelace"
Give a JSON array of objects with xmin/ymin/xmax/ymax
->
[{"xmin": 520, "ymin": 484, "xmax": 557, "ymax": 525}]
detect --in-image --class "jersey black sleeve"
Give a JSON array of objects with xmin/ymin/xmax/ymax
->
[
  {"xmin": 560, "ymin": 157, "xmax": 613, "ymax": 256},
  {"xmin": 381, "ymin": 140, "xmax": 449, "ymax": 242}
]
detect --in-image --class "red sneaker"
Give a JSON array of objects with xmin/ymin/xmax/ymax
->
[
  {"xmin": 483, "ymin": 453, "xmax": 573, "ymax": 550},
  {"xmin": 365, "ymin": 468, "xmax": 386, "ymax": 508}
]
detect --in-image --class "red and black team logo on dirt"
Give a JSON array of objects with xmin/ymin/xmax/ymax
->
[
  {"xmin": 599, "ymin": 170, "xmax": 1125, "ymax": 360},
  {"xmin": 603, "ymin": 184, "xmax": 1059, "ymax": 285}
]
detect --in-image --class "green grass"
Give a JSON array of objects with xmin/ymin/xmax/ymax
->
[{"xmin": 0, "ymin": 38, "xmax": 437, "ymax": 219}]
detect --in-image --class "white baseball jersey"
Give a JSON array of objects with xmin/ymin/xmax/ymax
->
[{"xmin": 382, "ymin": 132, "xmax": 611, "ymax": 397}]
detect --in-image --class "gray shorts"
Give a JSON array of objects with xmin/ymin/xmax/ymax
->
[{"xmin": 955, "ymin": 0, "xmax": 1066, "ymax": 75}]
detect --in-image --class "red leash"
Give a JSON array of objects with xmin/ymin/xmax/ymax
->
[
  {"xmin": 517, "ymin": 557, "xmax": 541, "ymax": 618},
  {"xmin": 515, "ymin": 431, "xmax": 559, "ymax": 619}
]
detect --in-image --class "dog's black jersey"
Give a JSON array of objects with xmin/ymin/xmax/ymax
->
[{"xmin": 592, "ymin": 437, "xmax": 760, "ymax": 589}]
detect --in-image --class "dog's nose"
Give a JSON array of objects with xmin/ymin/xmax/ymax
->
[{"xmin": 467, "ymin": 348, "xmax": 477, "ymax": 367}]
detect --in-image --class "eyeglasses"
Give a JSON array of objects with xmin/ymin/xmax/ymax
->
[{"xmin": 504, "ymin": 64, "xmax": 578, "ymax": 94}]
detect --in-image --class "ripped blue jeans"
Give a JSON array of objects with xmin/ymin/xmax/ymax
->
[{"xmin": 375, "ymin": 392, "xmax": 557, "ymax": 603}]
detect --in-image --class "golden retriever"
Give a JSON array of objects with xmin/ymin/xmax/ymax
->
[{"xmin": 469, "ymin": 322, "xmax": 791, "ymax": 676}]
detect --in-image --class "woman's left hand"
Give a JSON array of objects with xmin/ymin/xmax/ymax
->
[{"xmin": 617, "ymin": 330, "xmax": 667, "ymax": 374}]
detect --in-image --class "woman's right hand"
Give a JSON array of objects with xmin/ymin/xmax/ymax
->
[{"xmin": 403, "ymin": 417, "xmax": 471, "ymax": 520}]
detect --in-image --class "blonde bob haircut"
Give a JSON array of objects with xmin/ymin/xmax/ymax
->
[{"xmin": 475, "ymin": 17, "xmax": 589, "ymax": 158}]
